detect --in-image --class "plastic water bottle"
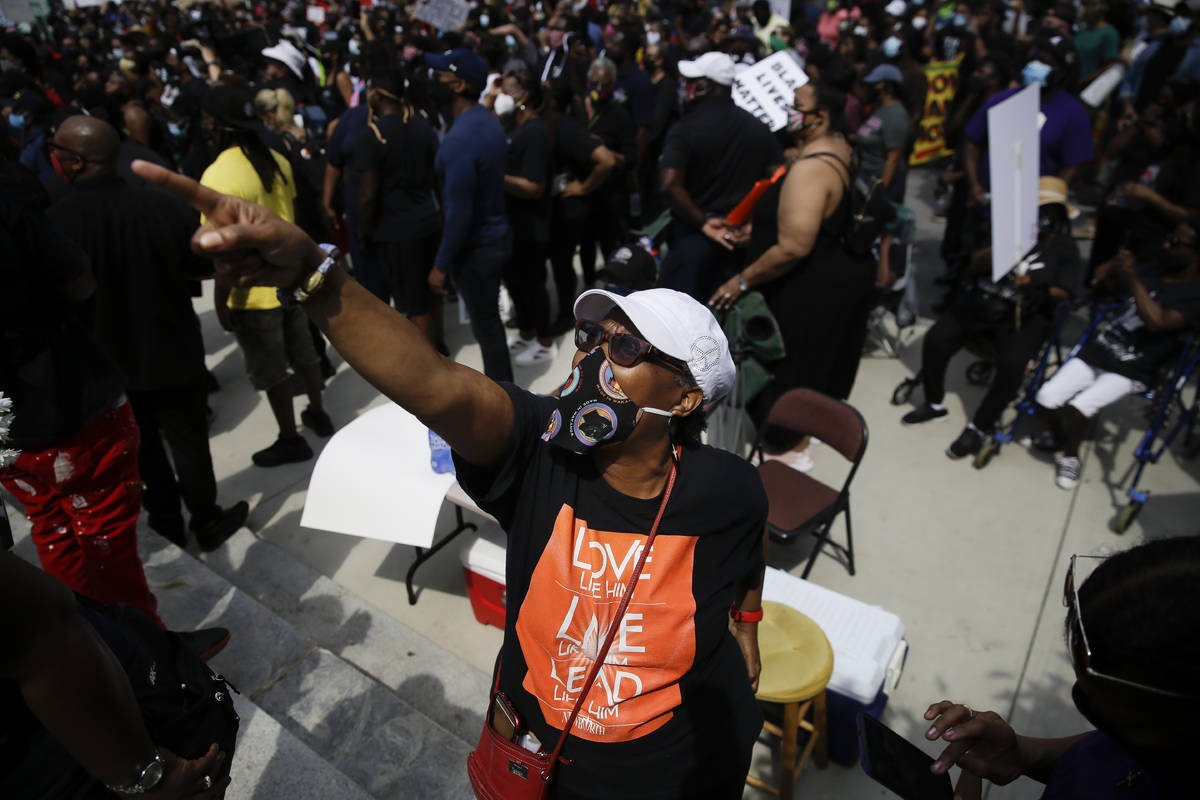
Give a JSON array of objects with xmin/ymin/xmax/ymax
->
[{"xmin": 428, "ymin": 429, "xmax": 456, "ymax": 475}]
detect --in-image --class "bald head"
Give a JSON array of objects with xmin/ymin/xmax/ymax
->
[{"xmin": 55, "ymin": 115, "xmax": 121, "ymax": 172}]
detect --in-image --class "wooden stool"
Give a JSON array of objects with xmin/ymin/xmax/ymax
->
[{"xmin": 745, "ymin": 601, "xmax": 833, "ymax": 800}]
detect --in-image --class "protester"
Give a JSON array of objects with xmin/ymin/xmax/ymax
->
[
  {"xmin": 925, "ymin": 536, "xmax": 1200, "ymax": 799},
  {"xmin": 1034, "ymin": 219, "xmax": 1200, "ymax": 490},
  {"xmin": 200, "ymin": 82, "xmax": 333, "ymax": 468},
  {"xmin": 709, "ymin": 81, "xmax": 871, "ymax": 471},
  {"xmin": 902, "ymin": 178, "xmax": 1083, "ymax": 460},
  {"xmin": 658, "ymin": 51, "xmax": 784, "ymax": 300},
  {"xmin": 496, "ymin": 71, "xmax": 557, "ymax": 365},
  {"xmin": 46, "ymin": 115, "xmax": 248, "ymax": 550},
  {"xmin": 427, "ymin": 48, "xmax": 513, "ymax": 382},
  {"xmin": 354, "ymin": 65, "xmax": 441, "ymax": 343},
  {"xmin": 856, "ymin": 63, "xmax": 912, "ymax": 203}
]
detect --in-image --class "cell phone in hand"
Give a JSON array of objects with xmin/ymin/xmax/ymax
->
[{"xmin": 858, "ymin": 713, "xmax": 953, "ymax": 800}]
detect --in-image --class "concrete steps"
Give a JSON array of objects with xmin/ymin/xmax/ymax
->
[{"xmin": 7, "ymin": 519, "xmax": 487, "ymax": 799}]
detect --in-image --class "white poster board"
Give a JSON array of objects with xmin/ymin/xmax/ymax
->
[
  {"xmin": 987, "ymin": 84, "xmax": 1040, "ymax": 282},
  {"xmin": 301, "ymin": 402, "xmax": 457, "ymax": 548},
  {"xmin": 0, "ymin": 0, "xmax": 48, "ymax": 23},
  {"xmin": 769, "ymin": 0, "xmax": 792, "ymax": 22},
  {"xmin": 412, "ymin": 0, "xmax": 469, "ymax": 32},
  {"xmin": 732, "ymin": 50, "xmax": 808, "ymax": 131}
]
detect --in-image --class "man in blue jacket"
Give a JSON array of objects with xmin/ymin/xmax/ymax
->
[{"xmin": 426, "ymin": 49, "xmax": 513, "ymax": 382}]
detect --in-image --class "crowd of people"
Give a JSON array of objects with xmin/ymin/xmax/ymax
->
[{"xmin": 2, "ymin": 0, "xmax": 1200, "ymax": 797}]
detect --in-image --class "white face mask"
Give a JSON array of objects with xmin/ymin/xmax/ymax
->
[
  {"xmin": 913, "ymin": 16, "xmax": 928, "ymax": 30},
  {"xmin": 493, "ymin": 92, "xmax": 516, "ymax": 116},
  {"xmin": 646, "ymin": 30, "xmax": 662, "ymax": 45}
]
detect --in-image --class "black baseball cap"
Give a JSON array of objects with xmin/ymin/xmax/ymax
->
[
  {"xmin": 598, "ymin": 244, "xmax": 658, "ymax": 291},
  {"xmin": 425, "ymin": 48, "xmax": 488, "ymax": 94}
]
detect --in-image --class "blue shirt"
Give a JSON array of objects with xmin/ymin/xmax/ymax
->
[
  {"xmin": 965, "ymin": 87, "xmax": 1095, "ymax": 187},
  {"xmin": 1175, "ymin": 38, "xmax": 1200, "ymax": 82},
  {"xmin": 326, "ymin": 105, "xmax": 371, "ymax": 226},
  {"xmin": 434, "ymin": 104, "xmax": 509, "ymax": 272},
  {"xmin": 1119, "ymin": 39, "xmax": 1161, "ymax": 102}
]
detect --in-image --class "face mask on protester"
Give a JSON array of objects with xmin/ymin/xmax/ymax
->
[
  {"xmin": 1022, "ymin": 59, "xmax": 1053, "ymax": 87},
  {"xmin": 540, "ymin": 348, "xmax": 674, "ymax": 454},
  {"xmin": 505, "ymin": 34, "xmax": 517, "ymax": 48},
  {"xmin": 1168, "ymin": 16, "xmax": 1191, "ymax": 36},
  {"xmin": 7, "ymin": 112, "xmax": 26, "ymax": 132},
  {"xmin": 167, "ymin": 120, "xmax": 189, "ymax": 138},
  {"xmin": 883, "ymin": 36, "xmax": 902, "ymax": 58},
  {"xmin": 953, "ymin": 12, "xmax": 968, "ymax": 28},
  {"xmin": 646, "ymin": 30, "xmax": 662, "ymax": 45},
  {"xmin": 493, "ymin": 92, "xmax": 516, "ymax": 117},
  {"xmin": 912, "ymin": 15, "xmax": 927, "ymax": 30},
  {"xmin": 348, "ymin": 38, "xmax": 362, "ymax": 56},
  {"xmin": 680, "ymin": 79, "xmax": 708, "ymax": 108},
  {"xmin": 785, "ymin": 105, "xmax": 812, "ymax": 132},
  {"xmin": 587, "ymin": 81, "xmax": 614, "ymax": 105}
]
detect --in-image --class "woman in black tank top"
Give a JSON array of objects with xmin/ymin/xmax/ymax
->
[{"xmin": 709, "ymin": 82, "xmax": 876, "ymax": 428}]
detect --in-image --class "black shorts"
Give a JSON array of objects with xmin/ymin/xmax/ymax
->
[{"xmin": 378, "ymin": 231, "xmax": 440, "ymax": 316}]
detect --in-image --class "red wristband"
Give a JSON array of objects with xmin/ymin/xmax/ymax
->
[{"xmin": 729, "ymin": 604, "xmax": 763, "ymax": 623}]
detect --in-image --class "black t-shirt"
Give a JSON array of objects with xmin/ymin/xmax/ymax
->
[
  {"xmin": 506, "ymin": 116, "xmax": 552, "ymax": 244},
  {"xmin": 551, "ymin": 115, "xmax": 602, "ymax": 222},
  {"xmin": 658, "ymin": 96, "xmax": 784, "ymax": 219},
  {"xmin": 1082, "ymin": 270, "xmax": 1200, "ymax": 384},
  {"xmin": 47, "ymin": 176, "xmax": 210, "ymax": 392},
  {"xmin": 350, "ymin": 113, "xmax": 440, "ymax": 243},
  {"xmin": 966, "ymin": 233, "xmax": 1084, "ymax": 323},
  {"xmin": 0, "ymin": 164, "xmax": 124, "ymax": 448},
  {"xmin": 453, "ymin": 385, "xmax": 766, "ymax": 798}
]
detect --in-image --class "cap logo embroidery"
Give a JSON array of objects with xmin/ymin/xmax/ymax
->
[{"xmin": 690, "ymin": 336, "xmax": 721, "ymax": 374}]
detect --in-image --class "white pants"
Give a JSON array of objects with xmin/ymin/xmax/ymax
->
[{"xmin": 1035, "ymin": 358, "xmax": 1146, "ymax": 418}]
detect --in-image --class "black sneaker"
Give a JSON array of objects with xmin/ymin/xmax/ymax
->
[
  {"xmin": 301, "ymin": 406, "xmax": 335, "ymax": 437},
  {"xmin": 1054, "ymin": 455, "xmax": 1081, "ymax": 490},
  {"xmin": 902, "ymin": 404, "xmax": 950, "ymax": 425},
  {"xmin": 252, "ymin": 435, "xmax": 313, "ymax": 467},
  {"xmin": 177, "ymin": 627, "xmax": 231, "ymax": 661},
  {"xmin": 191, "ymin": 501, "xmax": 250, "ymax": 552},
  {"xmin": 946, "ymin": 426, "xmax": 986, "ymax": 460}
]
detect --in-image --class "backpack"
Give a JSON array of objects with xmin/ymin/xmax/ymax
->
[{"xmin": 807, "ymin": 151, "xmax": 896, "ymax": 258}]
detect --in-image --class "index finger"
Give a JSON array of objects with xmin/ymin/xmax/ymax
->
[{"xmin": 131, "ymin": 160, "xmax": 223, "ymax": 217}]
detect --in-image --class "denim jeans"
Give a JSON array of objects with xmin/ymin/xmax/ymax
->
[
  {"xmin": 658, "ymin": 220, "xmax": 745, "ymax": 301},
  {"xmin": 453, "ymin": 232, "xmax": 514, "ymax": 382}
]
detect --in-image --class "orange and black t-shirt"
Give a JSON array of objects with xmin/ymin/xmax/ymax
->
[{"xmin": 454, "ymin": 384, "xmax": 767, "ymax": 798}]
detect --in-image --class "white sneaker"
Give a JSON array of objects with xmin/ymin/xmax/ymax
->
[
  {"xmin": 761, "ymin": 448, "xmax": 815, "ymax": 473},
  {"xmin": 508, "ymin": 335, "xmax": 532, "ymax": 356},
  {"xmin": 1054, "ymin": 455, "xmax": 1081, "ymax": 490},
  {"xmin": 515, "ymin": 341, "xmax": 558, "ymax": 366}
]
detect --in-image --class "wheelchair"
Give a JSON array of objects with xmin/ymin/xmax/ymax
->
[
  {"xmin": 972, "ymin": 301, "xmax": 1111, "ymax": 469},
  {"xmin": 1113, "ymin": 336, "xmax": 1200, "ymax": 533}
]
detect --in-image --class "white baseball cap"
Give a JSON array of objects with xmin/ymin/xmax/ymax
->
[
  {"xmin": 677, "ymin": 51, "xmax": 737, "ymax": 87},
  {"xmin": 574, "ymin": 288, "xmax": 736, "ymax": 408}
]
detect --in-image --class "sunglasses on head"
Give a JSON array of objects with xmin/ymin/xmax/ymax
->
[
  {"xmin": 1063, "ymin": 553, "xmax": 1197, "ymax": 700},
  {"xmin": 574, "ymin": 318, "xmax": 684, "ymax": 372}
]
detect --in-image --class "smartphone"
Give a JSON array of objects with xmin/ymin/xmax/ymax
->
[
  {"xmin": 488, "ymin": 692, "xmax": 520, "ymax": 742},
  {"xmin": 858, "ymin": 713, "xmax": 953, "ymax": 800}
]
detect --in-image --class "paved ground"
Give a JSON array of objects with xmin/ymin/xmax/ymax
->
[{"xmin": 7, "ymin": 167, "xmax": 1198, "ymax": 798}]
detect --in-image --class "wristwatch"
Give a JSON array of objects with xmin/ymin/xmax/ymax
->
[
  {"xmin": 293, "ymin": 244, "xmax": 341, "ymax": 303},
  {"xmin": 737, "ymin": 272, "xmax": 749, "ymax": 293},
  {"xmin": 107, "ymin": 750, "xmax": 166, "ymax": 795}
]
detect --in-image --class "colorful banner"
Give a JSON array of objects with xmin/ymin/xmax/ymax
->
[{"xmin": 909, "ymin": 55, "xmax": 963, "ymax": 166}]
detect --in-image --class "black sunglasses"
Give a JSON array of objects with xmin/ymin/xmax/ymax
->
[
  {"xmin": 46, "ymin": 140, "xmax": 88, "ymax": 163},
  {"xmin": 1063, "ymin": 554, "xmax": 1197, "ymax": 700},
  {"xmin": 574, "ymin": 319, "xmax": 684, "ymax": 372}
]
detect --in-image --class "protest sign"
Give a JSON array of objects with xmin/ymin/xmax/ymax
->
[
  {"xmin": 987, "ymin": 84, "xmax": 1040, "ymax": 282},
  {"xmin": 769, "ymin": 0, "xmax": 791, "ymax": 21},
  {"xmin": 413, "ymin": 0, "xmax": 469, "ymax": 32},
  {"xmin": 0, "ymin": 0, "xmax": 49, "ymax": 23},
  {"xmin": 909, "ymin": 55, "xmax": 962, "ymax": 165},
  {"xmin": 732, "ymin": 50, "xmax": 808, "ymax": 132}
]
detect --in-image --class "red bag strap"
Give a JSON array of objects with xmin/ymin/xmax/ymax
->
[{"xmin": 545, "ymin": 450, "xmax": 680, "ymax": 771}]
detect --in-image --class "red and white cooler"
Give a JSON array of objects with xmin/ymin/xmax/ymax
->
[{"xmin": 460, "ymin": 529, "xmax": 507, "ymax": 629}]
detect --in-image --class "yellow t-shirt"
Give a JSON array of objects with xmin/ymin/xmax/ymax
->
[{"xmin": 200, "ymin": 146, "xmax": 296, "ymax": 311}]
